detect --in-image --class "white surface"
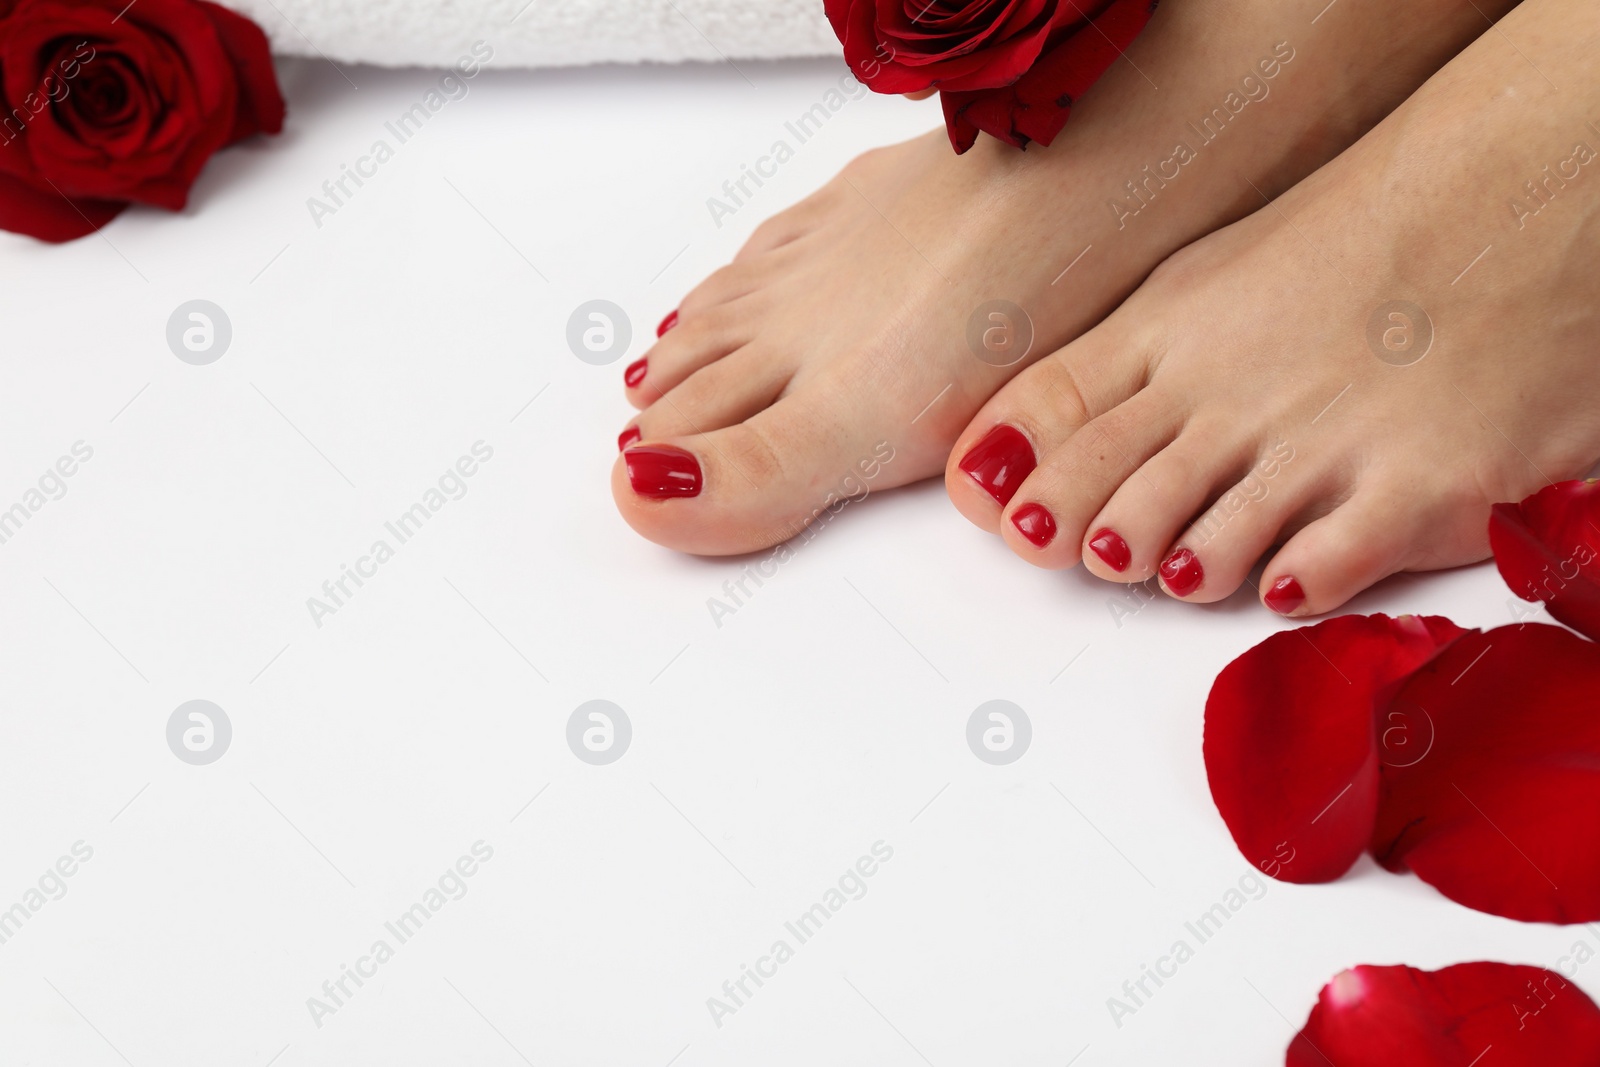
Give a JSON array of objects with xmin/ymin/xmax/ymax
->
[
  {"xmin": 0, "ymin": 56, "xmax": 1587, "ymax": 1066},
  {"xmin": 218, "ymin": 0, "xmax": 836, "ymax": 69}
]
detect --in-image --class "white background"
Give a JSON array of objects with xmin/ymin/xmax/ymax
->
[{"xmin": 0, "ymin": 51, "xmax": 1588, "ymax": 1066}]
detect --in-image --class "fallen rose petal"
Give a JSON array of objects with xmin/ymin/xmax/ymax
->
[
  {"xmin": 1492, "ymin": 480, "xmax": 1600, "ymax": 642},
  {"xmin": 1373, "ymin": 624, "xmax": 1600, "ymax": 923},
  {"xmin": 1204, "ymin": 615, "xmax": 1467, "ymax": 885},
  {"xmin": 1288, "ymin": 962, "xmax": 1600, "ymax": 1066}
]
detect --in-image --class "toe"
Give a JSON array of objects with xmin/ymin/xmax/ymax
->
[
  {"xmin": 624, "ymin": 298, "xmax": 762, "ymax": 409},
  {"xmin": 990, "ymin": 392, "xmax": 1184, "ymax": 567},
  {"xmin": 946, "ymin": 324, "xmax": 1153, "ymax": 531},
  {"xmin": 678, "ymin": 244, "xmax": 797, "ymax": 317},
  {"xmin": 1149, "ymin": 439, "xmax": 1325, "ymax": 604},
  {"xmin": 625, "ymin": 346, "xmax": 790, "ymax": 445},
  {"xmin": 1066, "ymin": 420, "xmax": 1253, "ymax": 587},
  {"xmin": 612, "ymin": 382, "xmax": 914, "ymax": 556},
  {"xmin": 1258, "ymin": 484, "xmax": 1430, "ymax": 617},
  {"xmin": 733, "ymin": 201, "xmax": 828, "ymax": 262}
]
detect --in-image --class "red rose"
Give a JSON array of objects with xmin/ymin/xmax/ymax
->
[
  {"xmin": 0, "ymin": 0, "xmax": 285, "ymax": 242},
  {"xmin": 825, "ymin": 0, "xmax": 1157, "ymax": 152}
]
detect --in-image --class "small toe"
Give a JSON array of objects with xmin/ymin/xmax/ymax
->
[
  {"xmin": 1151, "ymin": 440, "xmax": 1325, "ymax": 604},
  {"xmin": 1258, "ymin": 485, "xmax": 1429, "ymax": 617},
  {"xmin": 624, "ymin": 298, "xmax": 762, "ymax": 408},
  {"xmin": 733, "ymin": 202, "xmax": 827, "ymax": 262},
  {"xmin": 677, "ymin": 244, "xmax": 797, "ymax": 317},
  {"xmin": 1072, "ymin": 422, "xmax": 1253, "ymax": 586},
  {"xmin": 629, "ymin": 345, "xmax": 790, "ymax": 444}
]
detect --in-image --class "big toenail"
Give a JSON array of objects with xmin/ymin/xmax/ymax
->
[
  {"xmin": 1159, "ymin": 548, "xmax": 1204, "ymax": 597},
  {"xmin": 1011, "ymin": 503, "xmax": 1057, "ymax": 548},
  {"xmin": 617, "ymin": 426, "xmax": 642, "ymax": 452},
  {"xmin": 625, "ymin": 445, "xmax": 701, "ymax": 498},
  {"xmin": 1088, "ymin": 528, "xmax": 1131, "ymax": 572},
  {"xmin": 624, "ymin": 358, "xmax": 648, "ymax": 388},
  {"xmin": 958, "ymin": 425, "xmax": 1036, "ymax": 506},
  {"xmin": 1265, "ymin": 576, "xmax": 1306, "ymax": 616},
  {"xmin": 657, "ymin": 310, "xmax": 679, "ymax": 337}
]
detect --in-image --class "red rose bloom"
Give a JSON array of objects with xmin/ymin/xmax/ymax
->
[
  {"xmin": 825, "ymin": 0, "xmax": 1157, "ymax": 152},
  {"xmin": 0, "ymin": 0, "xmax": 285, "ymax": 242}
]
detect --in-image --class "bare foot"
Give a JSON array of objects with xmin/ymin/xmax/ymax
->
[
  {"xmin": 947, "ymin": 0, "xmax": 1600, "ymax": 615},
  {"xmin": 613, "ymin": 0, "xmax": 1520, "ymax": 555}
]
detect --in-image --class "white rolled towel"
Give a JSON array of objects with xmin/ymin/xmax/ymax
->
[{"xmin": 215, "ymin": 0, "xmax": 840, "ymax": 69}]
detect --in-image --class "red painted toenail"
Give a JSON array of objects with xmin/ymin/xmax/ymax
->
[
  {"xmin": 1265, "ymin": 576, "xmax": 1306, "ymax": 616},
  {"xmin": 657, "ymin": 310, "xmax": 679, "ymax": 337},
  {"xmin": 617, "ymin": 426, "xmax": 642, "ymax": 452},
  {"xmin": 958, "ymin": 425, "xmax": 1035, "ymax": 506},
  {"xmin": 625, "ymin": 445, "xmax": 701, "ymax": 499},
  {"xmin": 1160, "ymin": 548, "xmax": 1204, "ymax": 597},
  {"xmin": 1011, "ymin": 503, "xmax": 1057, "ymax": 548},
  {"xmin": 624, "ymin": 358, "xmax": 648, "ymax": 388},
  {"xmin": 1088, "ymin": 528, "xmax": 1131, "ymax": 573}
]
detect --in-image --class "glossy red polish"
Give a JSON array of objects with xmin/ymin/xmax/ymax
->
[
  {"xmin": 625, "ymin": 445, "xmax": 701, "ymax": 498},
  {"xmin": 617, "ymin": 426, "xmax": 642, "ymax": 452},
  {"xmin": 1011, "ymin": 503, "xmax": 1057, "ymax": 548},
  {"xmin": 1088, "ymin": 528, "xmax": 1131, "ymax": 573},
  {"xmin": 657, "ymin": 310, "xmax": 679, "ymax": 337},
  {"xmin": 1160, "ymin": 548, "xmax": 1204, "ymax": 597},
  {"xmin": 1265, "ymin": 576, "xmax": 1306, "ymax": 616},
  {"xmin": 958, "ymin": 425, "xmax": 1035, "ymax": 506},
  {"xmin": 624, "ymin": 358, "xmax": 648, "ymax": 388}
]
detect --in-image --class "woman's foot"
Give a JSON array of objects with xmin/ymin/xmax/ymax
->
[
  {"xmin": 612, "ymin": 0, "xmax": 1517, "ymax": 555},
  {"xmin": 947, "ymin": 0, "xmax": 1600, "ymax": 616}
]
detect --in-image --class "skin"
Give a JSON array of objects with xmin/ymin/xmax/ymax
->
[
  {"xmin": 948, "ymin": 0, "xmax": 1600, "ymax": 615},
  {"xmin": 612, "ymin": 0, "xmax": 1525, "ymax": 573}
]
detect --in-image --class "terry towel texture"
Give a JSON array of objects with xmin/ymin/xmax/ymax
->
[{"xmin": 217, "ymin": 0, "xmax": 839, "ymax": 69}]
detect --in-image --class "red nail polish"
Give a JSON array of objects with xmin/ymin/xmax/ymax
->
[
  {"xmin": 625, "ymin": 445, "xmax": 701, "ymax": 498},
  {"xmin": 617, "ymin": 427, "xmax": 642, "ymax": 452},
  {"xmin": 1088, "ymin": 528, "xmax": 1130, "ymax": 573},
  {"xmin": 1160, "ymin": 548, "xmax": 1204, "ymax": 597},
  {"xmin": 657, "ymin": 310, "xmax": 679, "ymax": 337},
  {"xmin": 1010, "ymin": 503, "xmax": 1057, "ymax": 548},
  {"xmin": 624, "ymin": 358, "xmax": 648, "ymax": 388},
  {"xmin": 958, "ymin": 425, "xmax": 1035, "ymax": 506},
  {"xmin": 1265, "ymin": 576, "xmax": 1306, "ymax": 616}
]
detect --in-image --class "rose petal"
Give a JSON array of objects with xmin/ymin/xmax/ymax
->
[
  {"xmin": 0, "ymin": 168, "xmax": 125, "ymax": 242},
  {"xmin": 1492, "ymin": 480, "xmax": 1600, "ymax": 641},
  {"xmin": 1372, "ymin": 624, "xmax": 1600, "ymax": 923},
  {"xmin": 196, "ymin": 0, "xmax": 287, "ymax": 142},
  {"xmin": 1203, "ymin": 615, "xmax": 1467, "ymax": 884},
  {"xmin": 1288, "ymin": 962, "xmax": 1600, "ymax": 1066},
  {"xmin": 937, "ymin": 0, "xmax": 1155, "ymax": 151}
]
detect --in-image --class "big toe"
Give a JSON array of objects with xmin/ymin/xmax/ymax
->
[
  {"xmin": 945, "ymin": 319, "xmax": 1159, "ymax": 545},
  {"xmin": 612, "ymin": 372, "xmax": 948, "ymax": 555}
]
